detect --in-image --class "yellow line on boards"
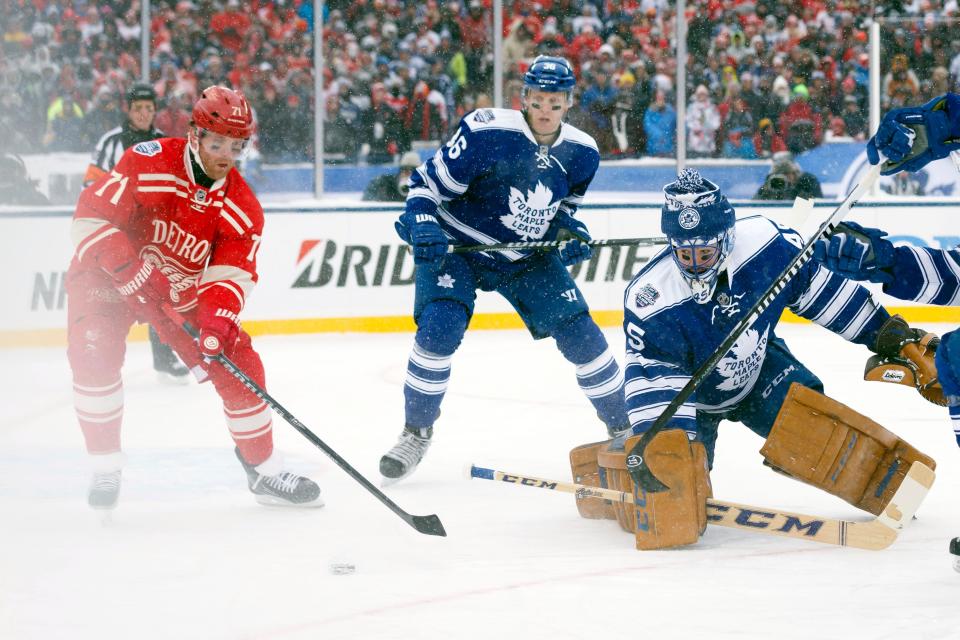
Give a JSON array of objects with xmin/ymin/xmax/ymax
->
[{"xmin": 3, "ymin": 307, "xmax": 959, "ymax": 348}]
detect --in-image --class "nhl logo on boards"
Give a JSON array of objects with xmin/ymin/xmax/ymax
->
[
  {"xmin": 678, "ymin": 208, "xmax": 701, "ymax": 230},
  {"xmin": 133, "ymin": 140, "xmax": 162, "ymax": 156},
  {"xmin": 635, "ymin": 284, "xmax": 660, "ymax": 308}
]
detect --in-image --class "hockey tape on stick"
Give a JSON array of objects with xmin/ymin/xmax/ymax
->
[
  {"xmin": 625, "ymin": 163, "xmax": 884, "ymax": 493},
  {"xmin": 469, "ymin": 461, "xmax": 933, "ymax": 550},
  {"xmin": 450, "ymin": 236, "xmax": 669, "ymax": 254},
  {"xmin": 161, "ymin": 305, "xmax": 446, "ymax": 537}
]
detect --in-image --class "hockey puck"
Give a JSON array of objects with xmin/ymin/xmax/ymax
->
[{"xmin": 329, "ymin": 563, "xmax": 357, "ymax": 575}]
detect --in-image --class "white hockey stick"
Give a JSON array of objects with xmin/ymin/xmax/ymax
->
[{"xmin": 469, "ymin": 461, "xmax": 934, "ymax": 551}]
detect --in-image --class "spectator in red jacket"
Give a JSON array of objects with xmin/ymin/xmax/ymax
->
[
  {"xmin": 778, "ymin": 84, "xmax": 822, "ymax": 153},
  {"xmin": 209, "ymin": 0, "xmax": 251, "ymax": 54}
]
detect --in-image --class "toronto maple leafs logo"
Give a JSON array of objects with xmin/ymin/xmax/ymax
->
[
  {"xmin": 501, "ymin": 181, "xmax": 561, "ymax": 240},
  {"xmin": 678, "ymin": 208, "xmax": 701, "ymax": 230},
  {"xmin": 437, "ymin": 273, "xmax": 456, "ymax": 288},
  {"xmin": 715, "ymin": 326, "xmax": 769, "ymax": 392},
  {"xmin": 635, "ymin": 284, "xmax": 660, "ymax": 307}
]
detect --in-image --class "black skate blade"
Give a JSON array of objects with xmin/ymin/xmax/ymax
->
[{"xmin": 409, "ymin": 514, "xmax": 447, "ymax": 537}]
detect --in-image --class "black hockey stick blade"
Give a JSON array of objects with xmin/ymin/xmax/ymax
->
[
  {"xmin": 410, "ymin": 514, "xmax": 447, "ymax": 536},
  {"xmin": 624, "ymin": 431, "xmax": 669, "ymax": 492},
  {"xmin": 166, "ymin": 310, "xmax": 448, "ymax": 537}
]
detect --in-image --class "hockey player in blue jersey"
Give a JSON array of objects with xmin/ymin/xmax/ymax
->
[
  {"xmin": 380, "ymin": 56, "xmax": 629, "ymax": 482},
  {"xmin": 814, "ymin": 92, "xmax": 960, "ymax": 444},
  {"xmin": 584, "ymin": 169, "xmax": 936, "ymax": 549}
]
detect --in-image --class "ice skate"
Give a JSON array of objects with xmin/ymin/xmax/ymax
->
[
  {"xmin": 380, "ymin": 426, "xmax": 432, "ymax": 484},
  {"xmin": 235, "ymin": 448, "xmax": 323, "ymax": 507},
  {"xmin": 87, "ymin": 452, "xmax": 125, "ymax": 511},
  {"xmin": 88, "ymin": 470, "xmax": 121, "ymax": 510}
]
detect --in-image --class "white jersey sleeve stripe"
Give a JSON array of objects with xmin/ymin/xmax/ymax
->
[
  {"xmin": 199, "ymin": 265, "xmax": 255, "ymax": 299},
  {"xmin": 223, "ymin": 197, "xmax": 253, "ymax": 228},
  {"xmin": 75, "ymin": 224, "xmax": 120, "ymax": 262},
  {"xmin": 219, "ymin": 210, "xmax": 245, "ymax": 235},
  {"xmin": 914, "ymin": 248, "xmax": 944, "ymax": 303}
]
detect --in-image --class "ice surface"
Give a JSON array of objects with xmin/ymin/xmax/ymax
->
[{"xmin": 2, "ymin": 324, "xmax": 959, "ymax": 639}]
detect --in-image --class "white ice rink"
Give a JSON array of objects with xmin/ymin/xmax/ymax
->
[{"xmin": 2, "ymin": 323, "xmax": 959, "ymax": 639}]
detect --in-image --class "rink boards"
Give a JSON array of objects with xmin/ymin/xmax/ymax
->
[{"xmin": 2, "ymin": 200, "xmax": 959, "ymax": 347}]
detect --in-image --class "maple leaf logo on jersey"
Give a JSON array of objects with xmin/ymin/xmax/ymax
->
[
  {"xmin": 715, "ymin": 326, "xmax": 768, "ymax": 392},
  {"xmin": 501, "ymin": 181, "xmax": 561, "ymax": 240}
]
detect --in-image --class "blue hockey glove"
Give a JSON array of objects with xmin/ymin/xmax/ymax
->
[
  {"xmin": 396, "ymin": 211, "xmax": 448, "ymax": 265},
  {"xmin": 866, "ymin": 93, "xmax": 960, "ymax": 175},
  {"xmin": 551, "ymin": 212, "xmax": 592, "ymax": 267},
  {"xmin": 812, "ymin": 221, "xmax": 895, "ymax": 284}
]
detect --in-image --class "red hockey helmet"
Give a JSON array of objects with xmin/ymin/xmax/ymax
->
[{"xmin": 192, "ymin": 85, "xmax": 253, "ymax": 139}]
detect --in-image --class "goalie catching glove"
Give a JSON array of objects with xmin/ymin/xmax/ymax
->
[{"xmin": 865, "ymin": 314, "xmax": 945, "ymax": 406}]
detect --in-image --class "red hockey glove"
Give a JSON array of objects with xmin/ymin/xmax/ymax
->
[
  {"xmin": 111, "ymin": 260, "xmax": 176, "ymax": 307},
  {"xmin": 197, "ymin": 307, "xmax": 240, "ymax": 357}
]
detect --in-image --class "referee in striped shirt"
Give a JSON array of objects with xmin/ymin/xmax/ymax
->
[{"xmin": 84, "ymin": 83, "xmax": 189, "ymax": 383}]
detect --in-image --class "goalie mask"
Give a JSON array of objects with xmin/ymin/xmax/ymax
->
[{"xmin": 661, "ymin": 169, "xmax": 736, "ymax": 304}]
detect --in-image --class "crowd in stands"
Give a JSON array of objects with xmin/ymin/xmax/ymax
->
[{"xmin": 2, "ymin": 0, "xmax": 959, "ymax": 165}]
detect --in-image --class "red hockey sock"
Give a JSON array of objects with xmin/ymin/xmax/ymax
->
[
  {"xmin": 225, "ymin": 401, "xmax": 273, "ymax": 465},
  {"xmin": 73, "ymin": 378, "xmax": 124, "ymax": 454}
]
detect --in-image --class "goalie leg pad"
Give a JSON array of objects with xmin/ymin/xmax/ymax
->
[
  {"xmin": 569, "ymin": 440, "xmax": 617, "ymax": 520},
  {"xmin": 597, "ymin": 430, "xmax": 711, "ymax": 549},
  {"xmin": 760, "ymin": 383, "xmax": 936, "ymax": 515}
]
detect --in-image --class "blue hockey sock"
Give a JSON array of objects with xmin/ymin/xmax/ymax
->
[
  {"xmin": 554, "ymin": 314, "xmax": 628, "ymax": 429},
  {"xmin": 404, "ymin": 301, "xmax": 467, "ymax": 428}
]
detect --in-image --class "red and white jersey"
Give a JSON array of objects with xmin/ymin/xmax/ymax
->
[{"xmin": 70, "ymin": 137, "xmax": 263, "ymax": 315}]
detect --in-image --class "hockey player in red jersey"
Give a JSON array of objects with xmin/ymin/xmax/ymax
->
[{"xmin": 67, "ymin": 85, "xmax": 321, "ymax": 510}]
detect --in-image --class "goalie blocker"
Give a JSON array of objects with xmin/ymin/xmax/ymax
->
[{"xmin": 570, "ymin": 383, "xmax": 935, "ymax": 548}]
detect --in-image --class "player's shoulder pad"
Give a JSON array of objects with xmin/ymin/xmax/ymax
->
[
  {"xmin": 624, "ymin": 250, "xmax": 692, "ymax": 320},
  {"xmin": 559, "ymin": 122, "xmax": 599, "ymax": 153},
  {"xmin": 728, "ymin": 214, "xmax": 803, "ymax": 277},
  {"xmin": 132, "ymin": 139, "xmax": 163, "ymax": 157},
  {"xmin": 462, "ymin": 108, "xmax": 524, "ymax": 133}
]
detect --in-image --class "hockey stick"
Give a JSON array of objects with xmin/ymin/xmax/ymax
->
[
  {"xmin": 626, "ymin": 162, "xmax": 884, "ymax": 492},
  {"xmin": 450, "ymin": 236, "xmax": 668, "ymax": 254},
  {"xmin": 161, "ymin": 307, "xmax": 446, "ymax": 537},
  {"xmin": 469, "ymin": 461, "xmax": 934, "ymax": 550}
]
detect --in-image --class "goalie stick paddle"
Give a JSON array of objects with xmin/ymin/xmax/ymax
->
[
  {"xmin": 163, "ymin": 308, "xmax": 446, "ymax": 537},
  {"xmin": 469, "ymin": 461, "xmax": 934, "ymax": 550},
  {"xmin": 450, "ymin": 236, "xmax": 669, "ymax": 254},
  {"xmin": 626, "ymin": 162, "xmax": 884, "ymax": 493}
]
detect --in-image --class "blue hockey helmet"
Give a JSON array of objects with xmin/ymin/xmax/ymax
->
[
  {"xmin": 661, "ymin": 169, "xmax": 736, "ymax": 304},
  {"xmin": 523, "ymin": 56, "xmax": 576, "ymax": 93}
]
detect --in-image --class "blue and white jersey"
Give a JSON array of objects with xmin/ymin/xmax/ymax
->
[
  {"xmin": 622, "ymin": 215, "xmax": 890, "ymax": 437},
  {"xmin": 883, "ymin": 245, "xmax": 960, "ymax": 305},
  {"xmin": 405, "ymin": 108, "xmax": 599, "ymax": 269}
]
